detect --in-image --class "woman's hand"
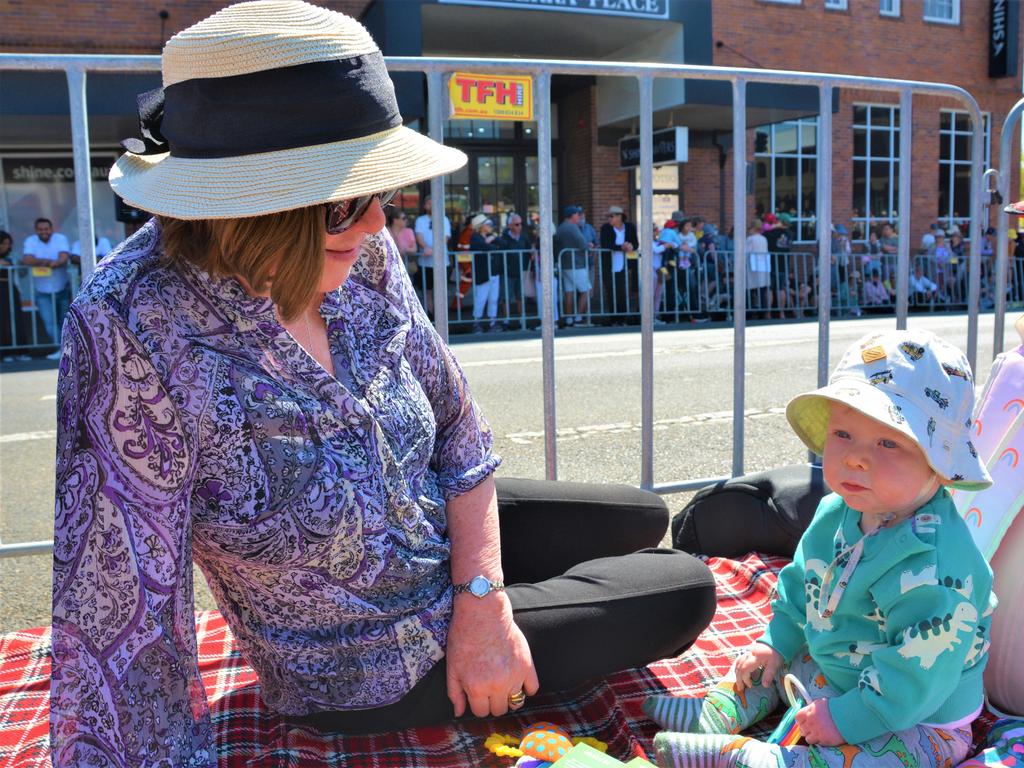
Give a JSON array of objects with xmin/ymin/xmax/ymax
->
[
  {"xmin": 733, "ymin": 642, "xmax": 783, "ymax": 693},
  {"xmin": 445, "ymin": 592, "xmax": 539, "ymax": 718},
  {"xmin": 795, "ymin": 699, "xmax": 844, "ymax": 746}
]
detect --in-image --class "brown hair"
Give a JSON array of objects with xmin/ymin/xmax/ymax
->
[{"xmin": 158, "ymin": 206, "xmax": 325, "ymax": 322}]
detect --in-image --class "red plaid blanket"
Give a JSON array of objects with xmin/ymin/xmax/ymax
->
[{"xmin": 0, "ymin": 553, "xmax": 996, "ymax": 767}]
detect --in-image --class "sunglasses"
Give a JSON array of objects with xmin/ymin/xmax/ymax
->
[{"xmin": 325, "ymin": 189, "xmax": 398, "ymax": 234}]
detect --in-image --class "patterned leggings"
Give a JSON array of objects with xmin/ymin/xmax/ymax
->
[{"xmin": 645, "ymin": 652, "xmax": 973, "ymax": 768}]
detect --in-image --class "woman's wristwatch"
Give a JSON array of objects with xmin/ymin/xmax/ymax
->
[{"xmin": 453, "ymin": 575, "xmax": 505, "ymax": 598}]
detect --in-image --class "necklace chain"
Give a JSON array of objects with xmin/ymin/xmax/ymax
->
[{"xmin": 303, "ymin": 310, "xmax": 314, "ymax": 351}]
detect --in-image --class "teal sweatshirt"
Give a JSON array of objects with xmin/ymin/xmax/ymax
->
[{"xmin": 759, "ymin": 490, "xmax": 995, "ymax": 744}]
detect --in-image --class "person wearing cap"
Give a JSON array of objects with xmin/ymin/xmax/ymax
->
[
  {"xmin": 648, "ymin": 329, "xmax": 993, "ymax": 768},
  {"xmin": 49, "ymin": 4, "xmax": 718, "ymax": 763},
  {"xmin": 469, "ymin": 214, "xmax": 501, "ymax": 333},
  {"xmin": 600, "ymin": 205, "xmax": 639, "ymax": 323},
  {"xmin": 554, "ymin": 206, "xmax": 591, "ymax": 326}
]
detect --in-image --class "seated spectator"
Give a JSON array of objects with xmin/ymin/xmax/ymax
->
[
  {"xmin": 910, "ymin": 263, "xmax": 939, "ymax": 308},
  {"xmin": 862, "ymin": 267, "xmax": 893, "ymax": 310}
]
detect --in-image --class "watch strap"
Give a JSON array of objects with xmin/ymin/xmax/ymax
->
[{"xmin": 453, "ymin": 575, "xmax": 505, "ymax": 596}]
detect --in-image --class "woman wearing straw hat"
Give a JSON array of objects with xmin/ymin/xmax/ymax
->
[{"xmin": 49, "ymin": 2, "xmax": 716, "ymax": 764}]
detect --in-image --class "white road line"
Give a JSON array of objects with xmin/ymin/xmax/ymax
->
[
  {"xmin": 0, "ymin": 430, "xmax": 57, "ymax": 444},
  {"xmin": 505, "ymin": 406, "xmax": 787, "ymax": 445},
  {"xmin": 461, "ymin": 338, "xmax": 798, "ymax": 368}
]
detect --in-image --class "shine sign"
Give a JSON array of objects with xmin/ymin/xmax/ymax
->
[{"xmin": 449, "ymin": 73, "xmax": 534, "ymax": 121}]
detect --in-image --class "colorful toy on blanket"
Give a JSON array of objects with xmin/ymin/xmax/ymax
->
[
  {"xmin": 954, "ymin": 718, "xmax": 1024, "ymax": 767},
  {"xmin": 765, "ymin": 674, "xmax": 810, "ymax": 747},
  {"xmin": 485, "ymin": 722, "xmax": 608, "ymax": 766}
]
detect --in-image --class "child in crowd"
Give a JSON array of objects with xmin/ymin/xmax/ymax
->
[{"xmin": 645, "ymin": 329, "xmax": 995, "ymax": 768}]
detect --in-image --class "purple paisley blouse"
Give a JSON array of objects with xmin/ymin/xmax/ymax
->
[{"xmin": 49, "ymin": 220, "xmax": 500, "ymax": 767}]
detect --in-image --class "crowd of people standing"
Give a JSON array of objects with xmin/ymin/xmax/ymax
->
[
  {"xmin": 391, "ymin": 200, "xmax": 1024, "ymax": 333},
  {"xmin": 4, "ymin": 206, "xmax": 1023, "ymax": 358}
]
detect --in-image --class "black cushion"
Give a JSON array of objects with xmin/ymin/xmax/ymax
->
[{"xmin": 671, "ymin": 464, "xmax": 831, "ymax": 559}]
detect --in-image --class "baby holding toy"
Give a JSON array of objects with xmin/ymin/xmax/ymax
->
[{"xmin": 645, "ymin": 329, "xmax": 996, "ymax": 768}]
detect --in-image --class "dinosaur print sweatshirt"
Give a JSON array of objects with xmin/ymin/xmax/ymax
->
[{"xmin": 759, "ymin": 490, "xmax": 995, "ymax": 744}]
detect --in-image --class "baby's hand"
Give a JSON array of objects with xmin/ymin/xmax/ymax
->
[
  {"xmin": 733, "ymin": 642, "xmax": 783, "ymax": 693},
  {"xmin": 795, "ymin": 699, "xmax": 844, "ymax": 746}
]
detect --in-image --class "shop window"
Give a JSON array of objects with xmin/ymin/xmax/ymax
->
[
  {"xmin": 444, "ymin": 120, "xmax": 515, "ymax": 140},
  {"xmin": 852, "ymin": 104, "xmax": 900, "ymax": 241},
  {"xmin": 754, "ymin": 117, "xmax": 818, "ymax": 243},
  {"xmin": 633, "ymin": 165, "xmax": 680, "ymax": 228},
  {"xmin": 444, "ymin": 161, "xmax": 471, "ymax": 229},
  {"xmin": 938, "ymin": 110, "xmax": 990, "ymax": 234},
  {"xmin": 879, "ymin": 0, "xmax": 900, "ymax": 17},
  {"xmin": 923, "ymin": 0, "xmax": 959, "ymax": 24}
]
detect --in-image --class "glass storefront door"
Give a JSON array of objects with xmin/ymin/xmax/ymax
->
[{"xmin": 442, "ymin": 151, "xmax": 557, "ymax": 237}]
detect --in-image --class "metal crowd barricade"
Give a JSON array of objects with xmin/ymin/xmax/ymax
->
[
  {"xmin": 0, "ymin": 52, "xmax": 996, "ymax": 559},
  {"xmin": 0, "ymin": 265, "xmax": 81, "ymax": 354}
]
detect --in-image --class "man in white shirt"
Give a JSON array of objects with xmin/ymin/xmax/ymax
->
[
  {"xmin": 71, "ymin": 236, "xmax": 113, "ymax": 265},
  {"xmin": 20, "ymin": 218, "xmax": 71, "ymax": 358},
  {"xmin": 413, "ymin": 195, "xmax": 452, "ymax": 317}
]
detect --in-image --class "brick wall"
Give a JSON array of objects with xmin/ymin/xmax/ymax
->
[
  {"xmin": 0, "ymin": 1, "xmax": 372, "ymax": 54},
  {"xmin": 696, "ymin": 0, "xmax": 1023, "ymax": 241}
]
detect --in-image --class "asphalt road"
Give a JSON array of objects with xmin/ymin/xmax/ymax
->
[{"xmin": 1, "ymin": 312, "xmax": 1016, "ymax": 632}]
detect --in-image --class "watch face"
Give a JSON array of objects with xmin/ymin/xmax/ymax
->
[{"xmin": 468, "ymin": 575, "xmax": 490, "ymax": 597}]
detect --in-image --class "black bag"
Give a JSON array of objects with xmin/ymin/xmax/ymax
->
[{"xmin": 671, "ymin": 464, "xmax": 830, "ymax": 559}]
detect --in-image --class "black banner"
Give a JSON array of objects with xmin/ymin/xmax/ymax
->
[
  {"xmin": 619, "ymin": 127, "xmax": 687, "ymax": 169},
  {"xmin": 989, "ymin": 0, "xmax": 1020, "ymax": 78}
]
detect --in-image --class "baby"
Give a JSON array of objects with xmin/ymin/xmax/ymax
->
[{"xmin": 645, "ymin": 329, "xmax": 995, "ymax": 768}]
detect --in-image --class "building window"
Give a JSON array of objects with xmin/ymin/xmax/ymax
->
[
  {"xmin": 825, "ymin": 0, "xmax": 848, "ymax": 9},
  {"xmin": 754, "ymin": 117, "xmax": 818, "ymax": 243},
  {"xmin": 938, "ymin": 110, "xmax": 991, "ymax": 233},
  {"xmin": 852, "ymin": 104, "xmax": 900, "ymax": 240},
  {"xmin": 923, "ymin": 0, "xmax": 959, "ymax": 24},
  {"xmin": 880, "ymin": 0, "xmax": 900, "ymax": 17}
]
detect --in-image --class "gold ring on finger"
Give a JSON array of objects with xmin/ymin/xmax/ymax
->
[{"xmin": 508, "ymin": 689, "xmax": 526, "ymax": 708}]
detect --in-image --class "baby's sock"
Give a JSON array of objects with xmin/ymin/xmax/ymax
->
[
  {"xmin": 653, "ymin": 732, "xmax": 784, "ymax": 768},
  {"xmin": 642, "ymin": 691, "xmax": 737, "ymax": 734},
  {"xmin": 643, "ymin": 679, "xmax": 775, "ymax": 735}
]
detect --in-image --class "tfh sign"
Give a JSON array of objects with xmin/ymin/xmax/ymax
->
[{"xmin": 449, "ymin": 73, "xmax": 534, "ymax": 121}]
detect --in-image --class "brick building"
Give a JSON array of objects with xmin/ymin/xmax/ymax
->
[{"xmin": 0, "ymin": 0, "xmax": 1020, "ymax": 250}]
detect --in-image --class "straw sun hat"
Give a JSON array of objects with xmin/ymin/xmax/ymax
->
[{"xmin": 109, "ymin": 0, "xmax": 467, "ymax": 220}]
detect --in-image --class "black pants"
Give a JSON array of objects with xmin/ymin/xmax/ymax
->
[{"xmin": 298, "ymin": 478, "xmax": 717, "ymax": 735}]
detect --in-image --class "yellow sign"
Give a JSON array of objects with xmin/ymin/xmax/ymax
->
[{"xmin": 449, "ymin": 73, "xmax": 533, "ymax": 121}]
